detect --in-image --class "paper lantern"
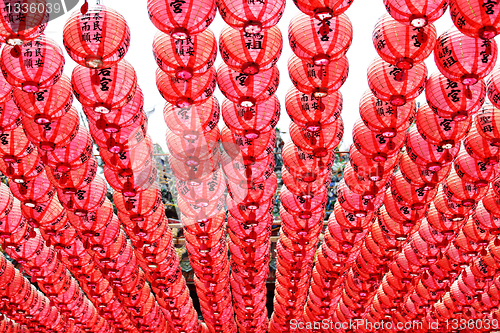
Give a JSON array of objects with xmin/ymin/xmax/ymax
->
[
  {"xmin": 153, "ymin": 29, "xmax": 217, "ymax": 79},
  {"xmin": 464, "ymin": 123, "xmax": 500, "ymax": 165},
  {"xmin": 0, "ymin": 0, "xmax": 48, "ymax": 45},
  {"xmin": 349, "ymin": 144, "xmax": 399, "ymax": 181},
  {"xmin": 71, "ymin": 60, "xmax": 137, "ymax": 114},
  {"xmin": 219, "ymin": 26, "xmax": 283, "ymax": 75},
  {"xmin": 285, "ymin": 87, "xmax": 342, "ymax": 131},
  {"xmin": 104, "ymin": 162, "xmax": 157, "ymax": 197},
  {"xmin": 475, "ymin": 104, "xmax": 500, "ymax": 145},
  {"xmin": 282, "ymin": 141, "xmax": 333, "ymax": 182},
  {"xmin": 292, "ymin": 0, "xmax": 353, "ymax": 19},
  {"xmin": 222, "ymin": 96, "xmax": 279, "ymax": 138},
  {"xmin": 0, "ymin": 148, "xmax": 43, "ymax": 184},
  {"xmin": 221, "ymin": 125, "xmax": 276, "ymax": 160},
  {"xmin": 449, "ymin": 0, "xmax": 500, "ymax": 39},
  {"xmin": 373, "ymin": 14, "xmax": 436, "ymax": 69},
  {"xmin": 289, "ymin": 118, "xmax": 343, "ymax": 157},
  {"xmin": 84, "ymin": 86, "xmax": 144, "ymax": 130},
  {"xmin": 63, "ymin": 5, "xmax": 131, "ymax": 69},
  {"xmin": 359, "ymin": 90, "xmax": 416, "ymax": 137},
  {"xmin": 9, "ymin": 171, "xmax": 55, "ymax": 207},
  {"xmin": 99, "ymin": 135, "xmax": 153, "ymax": 176},
  {"xmin": 367, "ymin": 57, "xmax": 427, "ymax": 106},
  {"xmin": 352, "ymin": 119, "xmax": 406, "ymax": 162},
  {"xmin": 383, "ymin": 0, "xmax": 448, "ymax": 27},
  {"xmin": 46, "ymin": 157, "xmax": 98, "ymax": 194},
  {"xmin": 426, "ymin": 72, "xmax": 486, "ymax": 121},
  {"xmin": 216, "ymin": 0, "xmax": 285, "ymax": 32},
  {"xmin": 41, "ymin": 127, "xmax": 93, "ymax": 172},
  {"xmin": 288, "ymin": 55, "xmax": 348, "ymax": 98},
  {"xmin": 217, "ymin": 64, "xmax": 279, "ymax": 108},
  {"xmin": 147, "ymin": 0, "xmax": 216, "ymax": 39},
  {"xmin": 435, "ymin": 28, "xmax": 497, "ymax": 86},
  {"xmin": 166, "ymin": 126, "xmax": 220, "ymax": 165},
  {"xmin": 416, "ymin": 103, "xmax": 471, "ymax": 149},
  {"xmin": 288, "ymin": 13, "xmax": 352, "ymax": 65},
  {"xmin": 22, "ymin": 106, "xmax": 80, "ymax": 151},
  {"xmin": 156, "ymin": 66, "xmax": 216, "ymax": 108},
  {"xmin": 13, "ymin": 73, "xmax": 73, "ymax": 125},
  {"xmin": 0, "ymin": 126, "xmax": 35, "ymax": 162},
  {"xmin": 1, "ymin": 35, "xmax": 64, "ymax": 93}
]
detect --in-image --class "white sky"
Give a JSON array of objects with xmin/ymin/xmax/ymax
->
[{"xmin": 44, "ymin": 0, "xmax": 456, "ymax": 153}]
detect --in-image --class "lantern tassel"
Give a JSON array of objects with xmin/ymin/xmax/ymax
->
[{"xmin": 81, "ymin": 0, "xmax": 89, "ymax": 14}]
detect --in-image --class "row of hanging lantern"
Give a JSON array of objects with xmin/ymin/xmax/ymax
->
[
  {"xmin": 148, "ymin": 0, "xmax": 235, "ymax": 331},
  {"xmin": 0, "ymin": 11, "xmax": 131, "ymax": 330},
  {"xmin": 324, "ymin": 1, "xmax": 444, "ymax": 328},
  {"xmin": 333, "ymin": 0, "xmax": 500, "ymax": 330},
  {"xmin": 215, "ymin": 0, "xmax": 286, "ymax": 331},
  {"xmin": 64, "ymin": 3, "xmax": 209, "ymax": 332},
  {"xmin": 268, "ymin": 0, "xmax": 352, "ymax": 330}
]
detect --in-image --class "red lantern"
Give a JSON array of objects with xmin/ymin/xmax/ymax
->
[
  {"xmin": 153, "ymin": 29, "xmax": 217, "ymax": 80},
  {"xmin": 221, "ymin": 125, "xmax": 276, "ymax": 160},
  {"xmin": 13, "ymin": 74, "xmax": 73, "ymax": 125},
  {"xmin": 288, "ymin": 13, "xmax": 352, "ymax": 65},
  {"xmin": 147, "ymin": 0, "xmax": 216, "ymax": 39},
  {"xmin": 72, "ymin": 60, "xmax": 137, "ymax": 114},
  {"xmin": 416, "ymin": 103, "xmax": 471, "ymax": 149},
  {"xmin": 367, "ymin": 57, "xmax": 427, "ymax": 106},
  {"xmin": 46, "ymin": 157, "xmax": 98, "ymax": 194},
  {"xmin": 285, "ymin": 87, "xmax": 342, "ymax": 131},
  {"xmin": 426, "ymin": 72, "xmax": 486, "ymax": 121},
  {"xmin": 63, "ymin": 5, "xmax": 131, "ymax": 69},
  {"xmin": 217, "ymin": 64, "xmax": 279, "ymax": 108},
  {"xmin": 449, "ymin": 0, "xmax": 500, "ymax": 39},
  {"xmin": 156, "ymin": 67, "xmax": 216, "ymax": 108},
  {"xmin": 281, "ymin": 141, "xmax": 333, "ymax": 182},
  {"xmin": 216, "ymin": 0, "xmax": 285, "ymax": 33},
  {"xmin": 0, "ymin": 126, "xmax": 35, "ymax": 161},
  {"xmin": 41, "ymin": 127, "xmax": 93, "ymax": 172},
  {"xmin": 464, "ymin": 123, "xmax": 500, "ymax": 165},
  {"xmin": 0, "ymin": 148, "xmax": 43, "ymax": 184},
  {"xmin": 0, "ymin": 99, "xmax": 22, "ymax": 133},
  {"xmin": 455, "ymin": 148, "xmax": 498, "ymax": 186},
  {"xmin": 443, "ymin": 168, "xmax": 488, "ymax": 206},
  {"xmin": 222, "ymin": 151, "xmax": 274, "ymax": 185},
  {"xmin": 89, "ymin": 112, "xmax": 147, "ymax": 154},
  {"xmin": 288, "ymin": 55, "xmax": 348, "ymax": 98},
  {"xmin": 9, "ymin": 171, "xmax": 55, "ymax": 207},
  {"xmin": 104, "ymin": 163, "xmax": 157, "ymax": 197},
  {"xmin": 400, "ymin": 152, "xmax": 451, "ymax": 189},
  {"xmin": 405, "ymin": 127, "xmax": 460, "ymax": 171},
  {"xmin": 373, "ymin": 13, "xmax": 436, "ymax": 70},
  {"xmin": 23, "ymin": 106, "xmax": 80, "ymax": 151},
  {"xmin": 222, "ymin": 96, "xmax": 279, "ymax": 138},
  {"xmin": 164, "ymin": 96, "xmax": 220, "ymax": 137},
  {"xmin": 383, "ymin": 0, "xmax": 448, "ymax": 27},
  {"xmin": 220, "ymin": 26, "xmax": 283, "ymax": 75},
  {"xmin": 336, "ymin": 180, "xmax": 384, "ymax": 217},
  {"xmin": 57, "ymin": 176, "xmax": 107, "ymax": 215},
  {"xmin": 292, "ymin": 0, "xmax": 353, "ymax": 20},
  {"xmin": 289, "ymin": 118, "xmax": 343, "ymax": 157},
  {"xmin": 84, "ymin": 86, "xmax": 144, "ymax": 130},
  {"xmin": 391, "ymin": 171, "xmax": 437, "ymax": 209},
  {"xmin": 166, "ymin": 126, "xmax": 220, "ymax": 165},
  {"xmin": 349, "ymin": 144, "xmax": 399, "ymax": 181},
  {"xmin": 352, "ymin": 119, "xmax": 406, "ymax": 162},
  {"xmin": 0, "ymin": 0, "xmax": 48, "ymax": 46},
  {"xmin": 435, "ymin": 28, "xmax": 497, "ymax": 86},
  {"xmin": 99, "ymin": 136, "xmax": 153, "ymax": 175},
  {"xmin": 359, "ymin": 90, "xmax": 416, "ymax": 137},
  {"xmin": 1, "ymin": 35, "xmax": 64, "ymax": 93},
  {"xmin": 344, "ymin": 163, "xmax": 391, "ymax": 199}
]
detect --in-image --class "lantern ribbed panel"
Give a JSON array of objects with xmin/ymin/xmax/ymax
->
[{"xmin": 63, "ymin": 5, "xmax": 131, "ymax": 69}]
